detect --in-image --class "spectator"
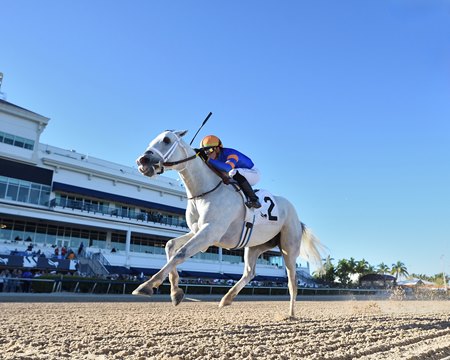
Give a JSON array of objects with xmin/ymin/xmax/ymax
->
[
  {"xmin": 1, "ymin": 270, "xmax": 11, "ymax": 292},
  {"xmin": 61, "ymin": 246, "xmax": 67, "ymax": 258},
  {"xmin": 77, "ymin": 242, "xmax": 84, "ymax": 256},
  {"xmin": 0, "ymin": 270, "xmax": 6, "ymax": 292},
  {"xmin": 10, "ymin": 269, "xmax": 22, "ymax": 292},
  {"xmin": 21, "ymin": 269, "xmax": 33, "ymax": 293},
  {"xmin": 54, "ymin": 247, "xmax": 59, "ymax": 257}
]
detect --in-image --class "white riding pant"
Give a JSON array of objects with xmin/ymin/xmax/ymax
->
[{"xmin": 229, "ymin": 167, "xmax": 261, "ymax": 186}]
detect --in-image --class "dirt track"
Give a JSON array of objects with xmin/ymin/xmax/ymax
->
[{"xmin": 0, "ymin": 296, "xmax": 449, "ymax": 359}]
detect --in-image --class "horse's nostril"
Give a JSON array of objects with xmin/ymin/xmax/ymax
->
[{"xmin": 140, "ymin": 156, "xmax": 150, "ymax": 165}]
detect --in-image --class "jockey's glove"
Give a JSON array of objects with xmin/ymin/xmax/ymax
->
[{"xmin": 194, "ymin": 148, "xmax": 208, "ymax": 162}]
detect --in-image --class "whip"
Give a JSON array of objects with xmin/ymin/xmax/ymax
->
[{"xmin": 189, "ymin": 112, "xmax": 212, "ymax": 146}]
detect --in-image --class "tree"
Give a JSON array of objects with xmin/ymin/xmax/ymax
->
[
  {"xmin": 313, "ymin": 255, "xmax": 336, "ymax": 285},
  {"xmin": 322, "ymin": 256, "xmax": 336, "ymax": 284},
  {"xmin": 391, "ymin": 261, "xmax": 409, "ymax": 280},
  {"xmin": 355, "ymin": 259, "xmax": 370, "ymax": 275},
  {"xmin": 348, "ymin": 257, "xmax": 357, "ymax": 275},
  {"xmin": 377, "ymin": 262, "xmax": 390, "ymax": 275},
  {"xmin": 336, "ymin": 259, "xmax": 352, "ymax": 287}
]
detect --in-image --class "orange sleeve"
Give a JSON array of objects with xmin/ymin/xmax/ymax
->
[{"xmin": 226, "ymin": 154, "xmax": 239, "ymax": 169}]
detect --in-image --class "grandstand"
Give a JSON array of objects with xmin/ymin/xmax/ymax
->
[{"xmin": 0, "ymin": 98, "xmax": 312, "ymax": 286}]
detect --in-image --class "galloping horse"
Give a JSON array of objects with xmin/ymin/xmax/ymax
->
[{"xmin": 133, "ymin": 130, "xmax": 322, "ymax": 317}]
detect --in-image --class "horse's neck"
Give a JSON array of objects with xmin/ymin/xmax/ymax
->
[{"xmin": 178, "ymin": 154, "xmax": 221, "ymax": 199}]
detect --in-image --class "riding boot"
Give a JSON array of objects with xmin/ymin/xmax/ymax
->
[{"xmin": 232, "ymin": 172, "xmax": 261, "ymax": 209}]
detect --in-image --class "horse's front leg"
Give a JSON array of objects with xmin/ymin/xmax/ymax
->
[
  {"xmin": 132, "ymin": 225, "xmax": 219, "ymax": 298},
  {"xmin": 165, "ymin": 232, "xmax": 194, "ymax": 305}
]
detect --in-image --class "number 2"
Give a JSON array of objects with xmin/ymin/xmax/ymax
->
[{"xmin": 264, "ymin": 196, "xmax": 278, "ymax": 221}]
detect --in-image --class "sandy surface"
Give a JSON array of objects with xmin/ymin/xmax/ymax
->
[{"xmin": 0, "ymin": 296, "xmax": 449, "ymax": 360}]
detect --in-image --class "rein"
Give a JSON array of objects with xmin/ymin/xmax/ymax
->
[
  {"xmin": 164, "ymin": 148, "xmax": 226, "ymax": 200},
  {"xmin": 204, "ymin": 161, "xmax": 230, "ymax": 185},
  {"xmin": 146, "ymin": 132, "xmax": 226, "ymax": 199},
  {"xmin": 163, "ymin": 153, "xmax": 198, "ymax": 166},
  {"xmin": 187, "ymin": 181, "xmax": 223, "ymax": 200},
  {"xmin": 186, "ymin": 162, "xmax": 229, "ymax": 200}
]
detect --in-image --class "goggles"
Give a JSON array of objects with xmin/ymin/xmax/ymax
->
[{"xmin": 204, "ymin": 146, "xmax": 217, "ymax": 154}]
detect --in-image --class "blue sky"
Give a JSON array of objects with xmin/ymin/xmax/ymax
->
[{"xmin": 1, "ymin": 1, "xmax": 449, "ymax": 277}]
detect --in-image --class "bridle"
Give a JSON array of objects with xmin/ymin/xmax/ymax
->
[
  {"xmin": 141, "ymin": 131, "xmax": 225, "ymax": 199},
  {"xmin": 143, "ymin": 132, "xmax": 198, "ymax": 174}
]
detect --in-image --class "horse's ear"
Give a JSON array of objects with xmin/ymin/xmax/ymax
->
[{"xmin": 175, "ymin": 130, "xmax": 188, "ymax": 138}]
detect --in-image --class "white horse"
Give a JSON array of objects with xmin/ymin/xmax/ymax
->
[{"xmin": 133, "ymin": 130, "xmax": 323, "ymax": 317}]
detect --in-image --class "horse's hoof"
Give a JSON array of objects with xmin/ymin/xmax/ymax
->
[
  {"xmin": 219, "ymin": 299, "xmax": 232, "ymax": 308},
  {"xmin": 132, "ymin": 285, "xmax": 154, "ymax": 296},
  {"xmin": 171, "ymin": 289, "xmax": 185, "ymax": 306}
]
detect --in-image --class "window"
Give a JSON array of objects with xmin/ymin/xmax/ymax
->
[
  {"xmin": 14, "ymin": 137, "xmax": 24, "ymax": 148},
  {"xmin": 39, "ymin": 185, "xmax": 51, "ymax": 206},
  {"xmin": 111, "ymin": 232, "xmax": 126, "ymax": 250},
  {"xmin": 0, "ymin": 176, "xmax": 50, "ymax": 206},
  {"xmin": 0, "ymin": 131, "xmax": 34, "ymax": 150},
  {"xmin": 0, "ymin": 219, "xmax": 13, "ymax": 241},
  {"xmin": 46, "ymin": 225, "xmax": 57, "ymax": 244},
  {"xmin": 17, "ymin": 181, "xmax": 31, "ymax": 202},
  {"xmin": 12, "ymin": 221, "xmax": 25, "ymax": 241},
  {"xmin": 3, "ymin": 133, "xmax": 14, "ymax": 145},
  {"xmin": 0, "ymin": 176, "xmax": 7, "ymax": 198},
  {"xmin": 24, "ymin": 139, "xmax": 34, "ymax": 150},
  {"xmin": 29, "ymin": 184, "xmax": 41, "ymax": 204},
  {"xmin": 6, "ymin": 179, "xmax": 19, "ymax": 201}
]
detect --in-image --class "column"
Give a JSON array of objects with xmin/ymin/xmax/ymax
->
[
  {"xmin": 106, "ymin": 231, "xmax": 112, "ymax": 249},
  {"xmin": 125, "ymin": 227, "xmax": 131, "ymax": 267}
]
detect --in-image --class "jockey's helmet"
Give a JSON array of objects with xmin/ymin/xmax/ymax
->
[{"xmin": 200, "ymin": 135, "xmax": 222, "ymax": 148}]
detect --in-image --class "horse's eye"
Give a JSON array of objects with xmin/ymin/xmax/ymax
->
[{"xmin": 163, "ymin": 137, "xmax": 171, "ymax": 144}]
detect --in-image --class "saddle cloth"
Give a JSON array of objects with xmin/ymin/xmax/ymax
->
[{"xmin": 232, "ymin": 189, "xmax": 280, "ymax": 249}]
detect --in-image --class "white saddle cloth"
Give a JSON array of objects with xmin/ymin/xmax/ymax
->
[{"xmin": 233, "ymin": 189, "xmax": 280, "ymax": 249}]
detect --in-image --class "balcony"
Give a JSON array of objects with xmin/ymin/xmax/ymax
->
[{"xmin": 49, "ymin": 198, "xmax": 188, "ymax": 229}]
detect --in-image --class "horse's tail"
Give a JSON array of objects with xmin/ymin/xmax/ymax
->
[{"xmin": 299, "ymin": 222, "xmax": 324, "ymax": 270}]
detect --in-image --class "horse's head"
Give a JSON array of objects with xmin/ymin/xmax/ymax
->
[{"xmin": 136, "ymin": 130, "xmax": 189, "ymax": 177}]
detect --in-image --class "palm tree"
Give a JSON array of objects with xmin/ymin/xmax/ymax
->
[
  {"xmin": 322, "ymin": 255, "xmax": 334, "ymax": 270},
  {"xmin": 336, "ymin": 259, "xmax": 352, "ymax": 287},
  {"xmin": 348, "ymin": 257, "xmax": 357, "ymax": 275},
  {"xmin": 377, "ymin": 262, "xmax": 390, "ymax": 275},
  {"xmin": 391, "ymin": 261, "xmax": 409, "ymax": 280},
  {"xmin": 322, "ymin": 256, "xmax": 336, "ymax": 284},
  {"xmin": 355, "ymin": 259, "xmax": 370, "ymax": 275},
  {"xmin": 313, "ymin": 255, "xmax": 336, "ymax": 285}
]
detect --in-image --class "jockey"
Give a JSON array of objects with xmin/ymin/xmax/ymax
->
[{"xmin": 200, "ymin": 135, "xmax": 261, "ymax": 209}]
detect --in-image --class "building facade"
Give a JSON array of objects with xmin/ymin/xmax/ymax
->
[{"xmin": 0, "ymin": 98, "xmax": 294, "ymax": 281}]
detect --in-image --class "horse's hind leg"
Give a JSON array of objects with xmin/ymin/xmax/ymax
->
[
  {"xmin": 280, "ymin": 222, "xmax": 302, "ymax": 318},
  {"xmin": 219, "ymin": 242, "xmax": 274, "ymax": 308}
]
